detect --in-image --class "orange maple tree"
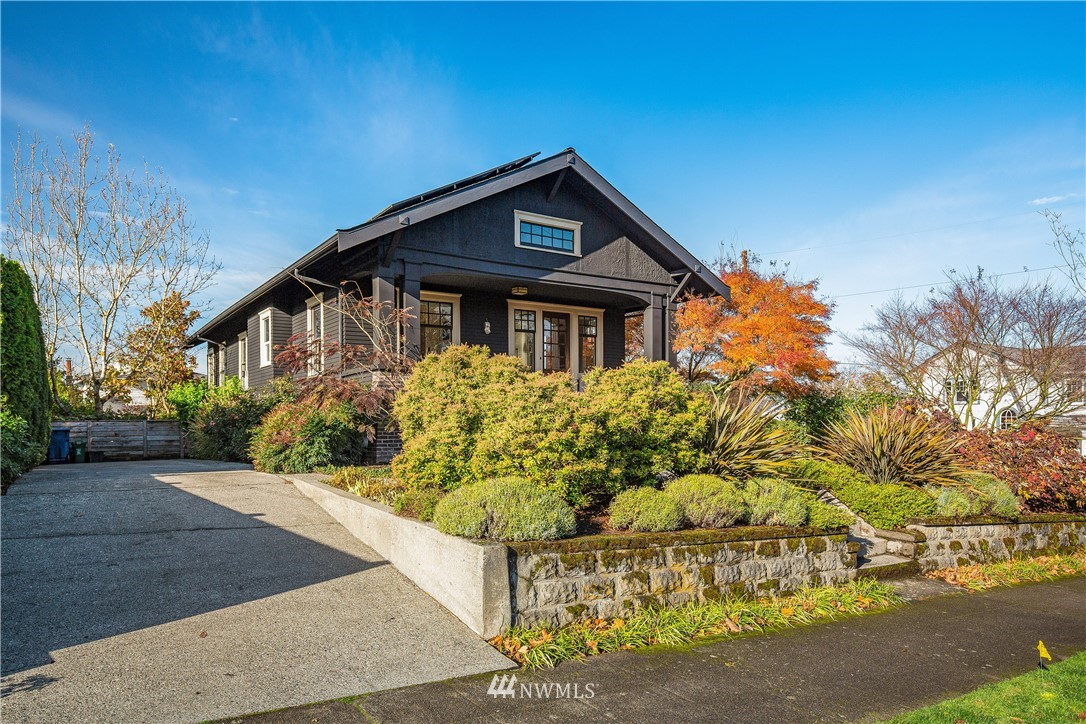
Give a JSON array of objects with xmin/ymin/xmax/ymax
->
[{"xmin": 673, "ymin": 250, "xmax": 835, "ymax": 396}]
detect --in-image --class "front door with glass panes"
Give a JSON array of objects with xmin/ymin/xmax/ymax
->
[{"xmin": 510, "ymin": 304, "xmax": 601, "ymax": 375}]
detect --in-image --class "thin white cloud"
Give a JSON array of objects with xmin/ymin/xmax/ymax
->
[
  {"xmin": 221, "ymin": 187, "xmax": 239, "ymax": 196},
  {"xmin": 1029, "ymin": 194, "xmax": 1075, "ymax": 206},
  {"xmin": 1, "ymin": 93, "xmax": 84, "ymax": 136}
]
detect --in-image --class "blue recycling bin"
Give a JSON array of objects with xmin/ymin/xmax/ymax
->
[{"xmin": 48, "ymin": 428, "xmax": 71, "ymax": 463}]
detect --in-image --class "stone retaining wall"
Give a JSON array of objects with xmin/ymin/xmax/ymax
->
[
  {"xmin": 907, "ymin": 515, "xmax": 1086, "ymax": 571},
  {"xmin": 508, "ymin": 528, "xmax": 856, "ymax": 628}
]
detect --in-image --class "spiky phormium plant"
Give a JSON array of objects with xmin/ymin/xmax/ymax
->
[
  {"xmin": 704, "ymin": 387, "xmax": 805, "ymax": 480},
  {"xmin": 817, "ymin": 405, "xmax": 969, "ymax": 487}
]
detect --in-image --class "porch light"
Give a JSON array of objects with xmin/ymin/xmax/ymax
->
[{"xmin": 511, "ymin": 286, "xmax": 528, "ymax": 296}]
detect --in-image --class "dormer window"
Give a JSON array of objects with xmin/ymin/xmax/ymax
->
[{"xmin": 514, "ymin": 210, "xmax": 581, "ymax": 256}]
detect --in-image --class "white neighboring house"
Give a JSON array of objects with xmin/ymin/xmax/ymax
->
[{"xmin": 918, "ymin": 345, "xmax": 1086, "ymax": 455}]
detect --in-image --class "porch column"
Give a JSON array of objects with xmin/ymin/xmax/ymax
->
[
  {"xmin": 402, "ymin": 262, "xmax": 422, "ymax": 360},
  {"xmin": 666, "ymin": 299, "xmax": 678, "ymax": 367},
  {"xmin": 643, "ymin": 293, "xmax": 667, "ymax": 362},
  {"xmin": 372, "ymin": 273, "xmax": 396, "ymax": 351}
]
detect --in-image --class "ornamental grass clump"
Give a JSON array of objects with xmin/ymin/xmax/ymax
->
[
  {"xmin": 744, "ymin": 478, "xmax": 809, "ymax": 527},
  {"xmin": 328, "ymin": 466, "xmax": 405, "ymax": 506},
  {"xmin": 432, "ymin": 477, "xmax": 576, "ymax": 541},
  {"xmin": 818, "ymin": 405, "xmax": 970, "ymax": 487},
  {"xmin": 703, "ymin": 387, "xmax": 805, "ymax": 481},
  {"xmin": 664, "ymin": 475, "xmax": 749, "ymax": 528},
  {"xmin": 608, "ymin": 486, "xmax": 685, "ymax": 532},
  {"xmin": 491, "ymin": 577, "xmax": 901, "ymax": 669}
]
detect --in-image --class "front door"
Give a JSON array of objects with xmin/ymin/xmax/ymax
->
[{"xmin": 542, "ymin": 312, "xmax": 570, "ymax": 373}]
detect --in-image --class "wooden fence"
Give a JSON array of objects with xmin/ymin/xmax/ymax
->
[{"xmin": 52, "ymin": 420, "xmax": 184, "ymax": 461}]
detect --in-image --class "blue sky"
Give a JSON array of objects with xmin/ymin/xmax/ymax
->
[{"xmin": 3, "ymin": 2, "xmax": 1084, "ymax": 368}]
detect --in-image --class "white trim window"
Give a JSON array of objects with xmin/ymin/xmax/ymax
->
[
  {"xmin": 998, "ymin": 409, "xmax": 1020, "ymax": 430},
  {"xmin": 306, "ymin": 295, "xmax": 325, "ymax": 375},
  {"xmin": 259, "ymin": 309, "xmax": 273, "ymax": 367},
  {"xmin": 418, "ymin": 291, "xmax": 461, "ymax": 357},
  {"xmin": 514, "ymin": 210, "xmax": 582, "ymax": 257},
  {"xmin": 506, "ymin": 300, "xmax": 603, "ymax": 376},
  {"xmin": 238, "ymin": 332, "xmax": 248, "ymax": 389}
]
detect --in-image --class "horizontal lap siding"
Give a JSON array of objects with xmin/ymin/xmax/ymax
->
[
  {"xmin": 247, "ymin": 307, "xmax": 291, "ymax": 389},
  {"xmin": 458, "ymin": 292, "xmax": 508, "ymax": 356},
  {"xmin": 224, "ymin": 338, "xmax": 239, "ymax": 378},
  {"xmin": 603, "ymin": 307, "xmax": 625, "ymax": 368}
]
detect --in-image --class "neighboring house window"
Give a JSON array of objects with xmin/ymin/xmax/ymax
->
[
  {"xmin": 1069, "ymin": 378, "xmax": 1086, "ymax": 403},
  {"xmin": 259, "ymin": 309, "xmax": 273, "ymax": 367},
  {"xmin": 418, "ymin": 291, "xmax": 461, "ymax": 357},
  {"xmin": 998, "ymin": 409, "xmax": 1019, "ymax": 430},
  {"xmin": 508, "ymin": 301, "xmax": 602, "ymax": 376},
  {"xmin": 307, "ymin": 295, "xmax": 324, "ymax": 375},
  {"xmin": 945, "ymin": 377, "xmax": 976, "ymax": 403},
  {"xmin": 238, "ymin": 333, "xmax": 248, "ymax": 389},
  {"xmin": 514, "ymin": 210, "xmax": 582, "ymax": 256}
]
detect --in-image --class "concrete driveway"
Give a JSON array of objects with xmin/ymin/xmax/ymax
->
[{"xmin": 1, "ymin": 460, "xmax": 511, "ymax": 723}]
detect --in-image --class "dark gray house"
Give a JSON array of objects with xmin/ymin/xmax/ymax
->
[{"xmin": 193, "ymin": 149, "xmax": 728, "ymax": 396}]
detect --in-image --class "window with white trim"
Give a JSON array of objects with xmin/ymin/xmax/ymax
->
[
  {"xmin": 238, "ymin": 332, "xmax": 248, "ymax": 389},
  {"xmin": 998, "ymin": 409, "xmax": 1019, "ymax": 430},
  {"xmin": 418, "ymin": 291, "xmax": 461, "ymax": 357},
  {"xmin": 514, "ymin": 210, "xmax": 582, "ymax": 256},
  {"xmin": 306, "ymin": 295, "xmax": 324, "ymax": 375},
  {"xmin": 507, "ymin": 301, "xmax": 602, "ymax": 376},
  {"xmin": 259, "ymin": 309, "xmax": 273, "ymax": 367}
]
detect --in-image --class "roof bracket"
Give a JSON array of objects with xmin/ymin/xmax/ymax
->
[
  {"xmin": 669, "ymin": 271, "xmax": 693, "ymax": 304},
  {"xmin": 547, "ymin": 168, "xmax": 568, "ymax": 202},
  {"xmin": 382, "ymin": 229, "xmax": 404, "ymax": 267}
]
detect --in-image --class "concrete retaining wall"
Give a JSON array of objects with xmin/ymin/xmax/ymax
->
[
  {"xmin": 508, "ymin": 528, "xmax": 856, "ymax": 628},
  {"xmin": 907, "ymin": 516, "xmax": 1086, "ymax": 571},
  {"xmin": 289, "ymin": 477, "xmax": 513, "ymax": 638}
]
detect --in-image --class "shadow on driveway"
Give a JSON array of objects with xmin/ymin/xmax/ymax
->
[{"xmin": 1, "ymin": 460, "xmax": 379, "ymax": 675}]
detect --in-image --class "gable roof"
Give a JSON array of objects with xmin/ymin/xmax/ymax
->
[
  {"xmin": 337, "ymin": 148, "xmax": 729, "ymax": 298},
  {"xmin": 193, "ymin": 149, "xmax": 726, "ymax": 342}
]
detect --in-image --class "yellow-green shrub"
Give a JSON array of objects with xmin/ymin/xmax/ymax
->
[
  {"xmin": 665, "ymin": 474, "xmax": 748, "ymax": 528},
  {"xmin": 608, "ymin": 486, "xmax": 685, "ymax": 532},
  {"xmin": 433, "ymin": 477, "xmax": 576, "ymax": 541}
]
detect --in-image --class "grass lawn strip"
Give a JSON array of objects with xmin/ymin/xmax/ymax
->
[
  {"xmin": 888, "ymin": 650, "xmax": 1086, "ymax": 723},
  {"xmin": 491, "ymin": 577, "xmax": 901, "ymax": 668},
  {"xmin": 926, "ymin": 548, "xmax": 1086, "ymax": 591}
]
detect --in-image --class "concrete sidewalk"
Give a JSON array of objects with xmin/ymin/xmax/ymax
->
[
  {"xmin": 224, "ymin": 576, "xmax": 1086, "ymax": 723},
  {"xmin": 1, "ymin": 461, "xmax": 511, "ymax": 723}
]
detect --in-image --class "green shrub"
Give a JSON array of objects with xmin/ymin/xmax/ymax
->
[
  {"xmin": 608, "ymin": 486, "xmax": 686, "ymax": 532},
  {"xmin": 818, "ymin": 406, "xmax": 969, "ymax": 487},
  {"xmin": 703, "ymin": 387, "xmax": 804, "ymax": 480},
  {"xmin": 968, "ymin": 474, "xmax": 1020, "ymax": 518},
  {"xmin": 1, "ymin": 258, "xmax": 51, "ymax": 459},
  {"xmin": 744, "ymin": 478, "xmax": 809, "ymax": 527},
  {"xmin": 578, "ymin": 360, "xmax": 709, "ymax": 486},
  {"xmin": 189, "ymin": 382, "xmax": 275, "ymax": 462},
  {"xmin": 1, "ymin": 408, "xmax": 37, "ymax": 486},
  {"xmin": 393, "ymin": 488, "xmax": 444, "ymax": 521},
  {"xmin": 433, "ymin": 477, "xmax": 577, "ymax": 541},
  {"xmin": 791, "ymin": 459, "xmax": 936, "ymax": 529},
  {"xmin": 665, "ymin": 474, "xmax": 748, "ymax": 528},
  {"xmin": 328, "ymin": 466, "xmax": 404, "ymax": 505},
  {"xmin": 930, "ymin": 486, "xmax": 976, "ymax": 518},
  {"xmin": 167, "ymin": 380, "xmax": 208, "ymax": 428},
  {"xmin": 392, "ymin": 348, "xmax": 705, "ymax": 507},
  {"xmin": 927, "ymin": 474, "xmax": 1020, "ymax": 520},
  {"xmin": 250, "ymin": 400, "xmax": 366, "ymax": 473},
  {"xmin": 804, "ymin": 497, "xmax": 855, "ymax": 530}
]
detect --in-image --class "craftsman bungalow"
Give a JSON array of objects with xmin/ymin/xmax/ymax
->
[{"xmin": 192, "ymin": 149, "xmax": 728, "ymax": 399}]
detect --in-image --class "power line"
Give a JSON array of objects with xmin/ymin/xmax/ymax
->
[{"xmin": 828, "ymin": 264, "xmax": 1071, "ymax": 300}]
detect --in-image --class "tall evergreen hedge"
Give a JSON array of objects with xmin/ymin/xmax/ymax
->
[{"xmin": 1, "ymin": 258, "xmax": 51, "ymax": 458}]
